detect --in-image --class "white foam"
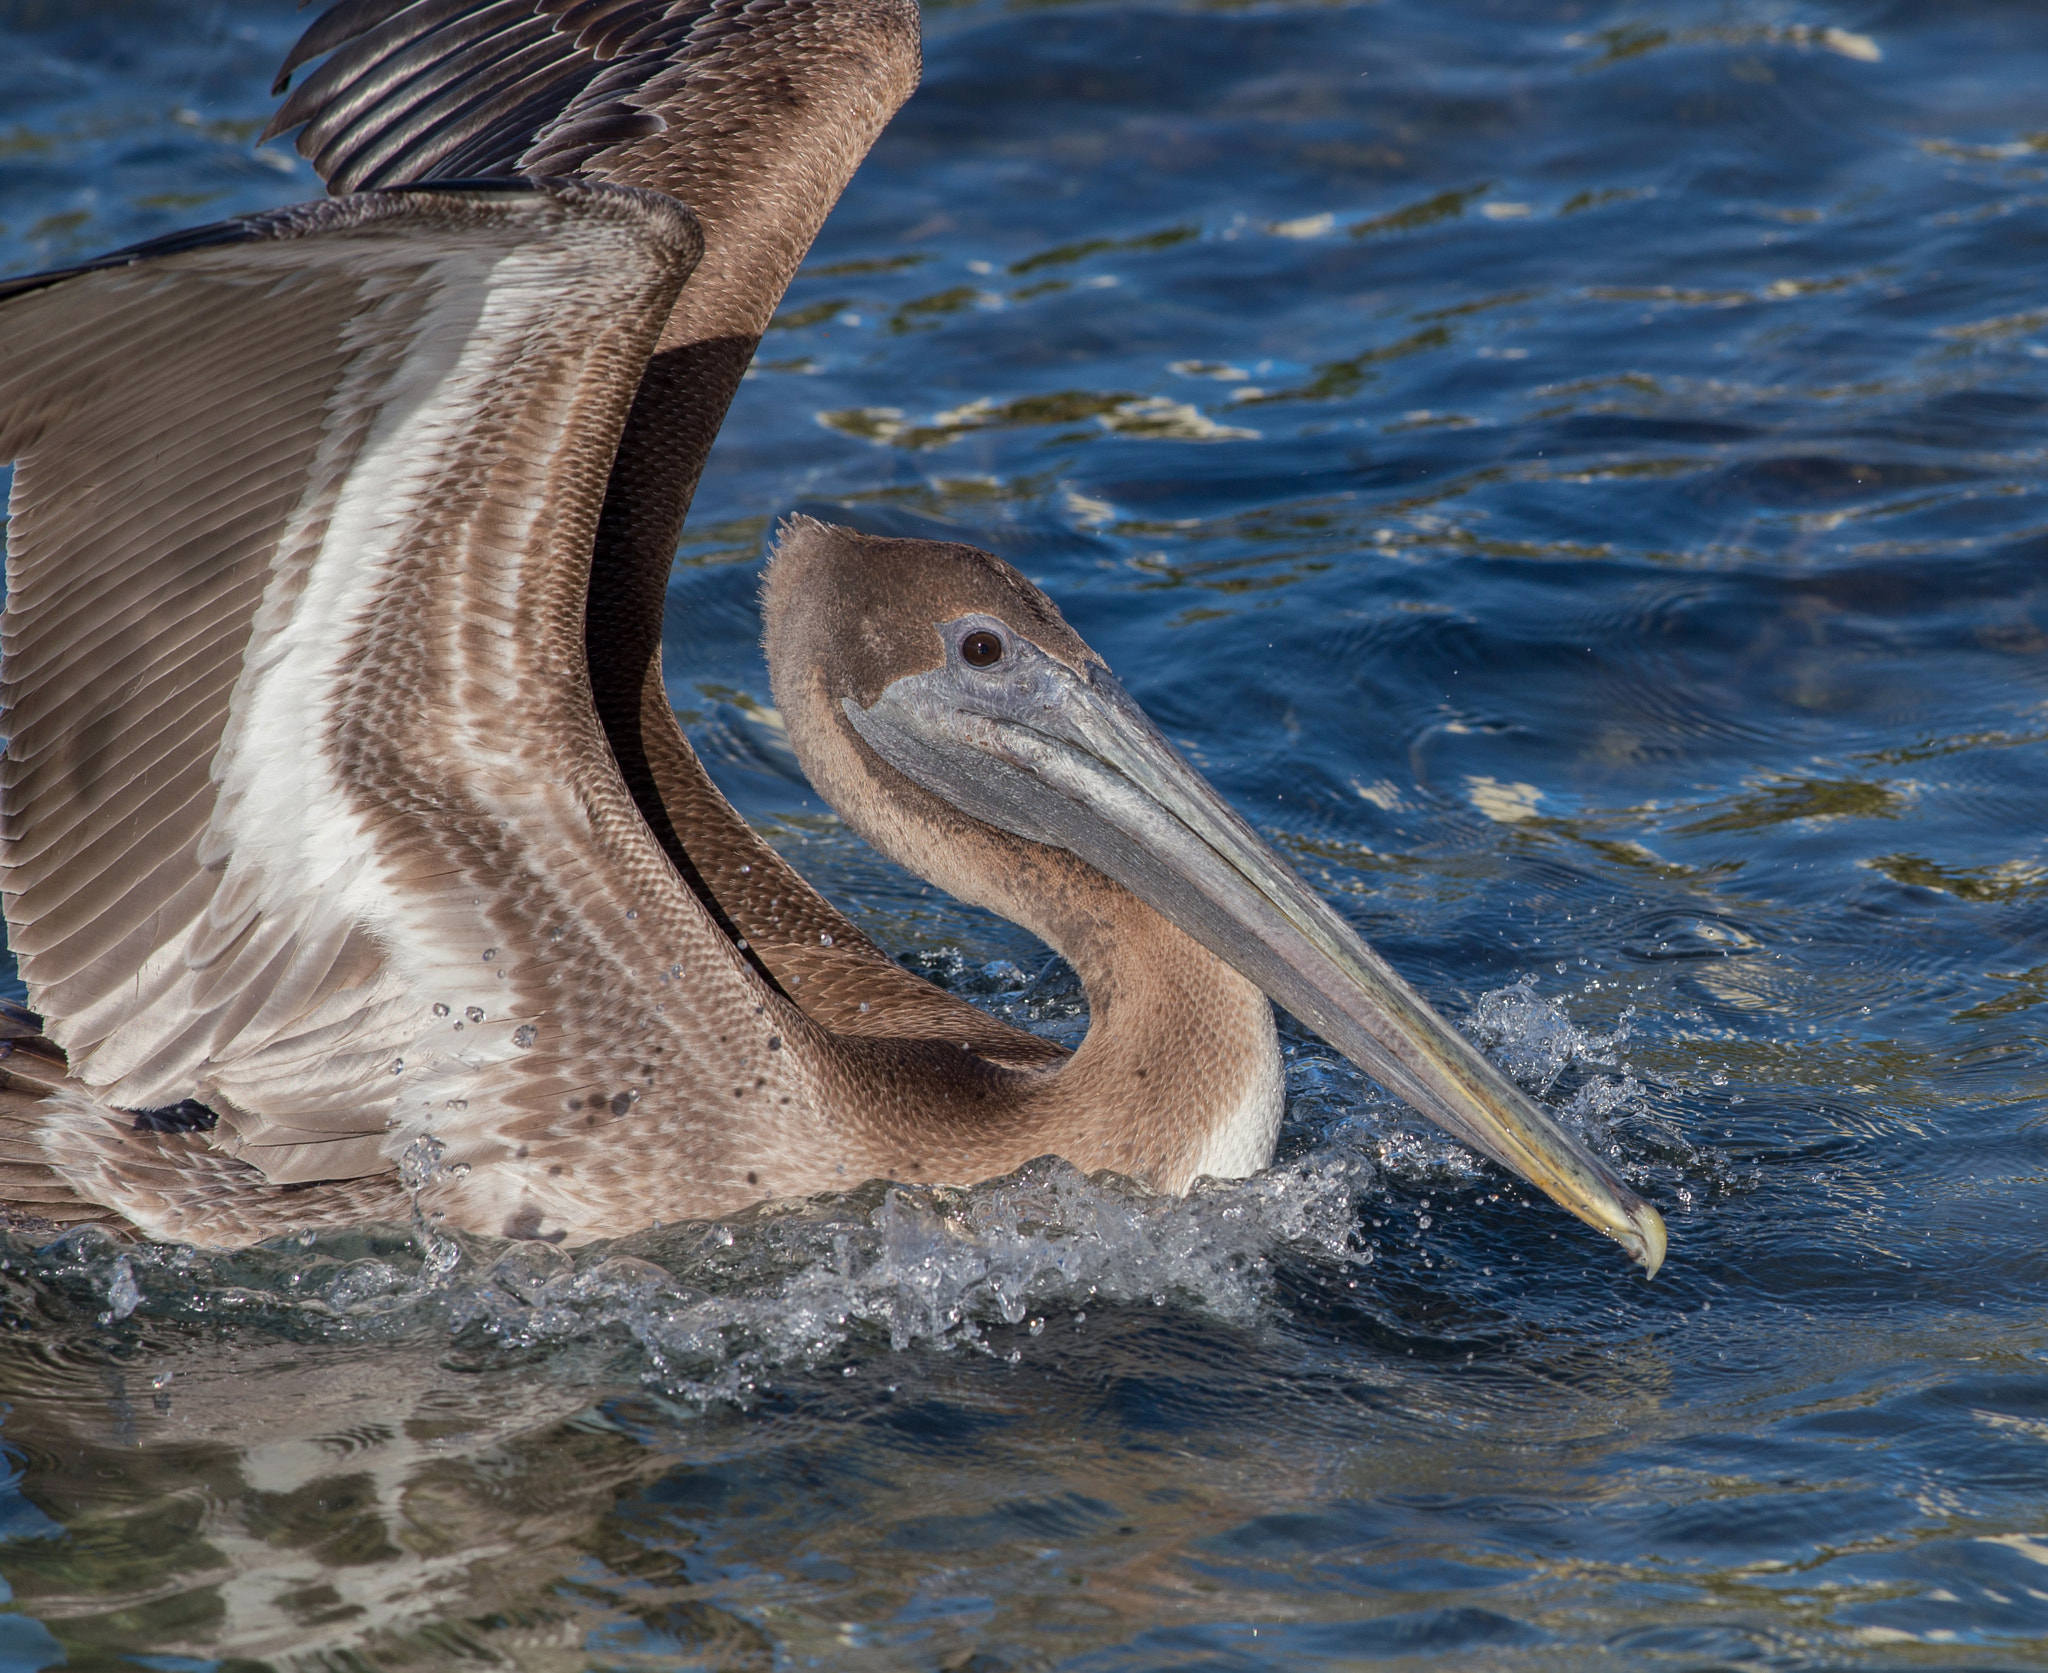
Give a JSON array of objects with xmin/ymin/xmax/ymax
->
[
  {"xmin": 445, "ymin": 1148, "xmax": 1374, "ymax": 1402},
  {"xmin": 8, "ymin": 978, "xmax": 1688, "ymax": 1405}
]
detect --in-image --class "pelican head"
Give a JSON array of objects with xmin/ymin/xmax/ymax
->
[{"xmin": 764, "ymin": 516, "xmax": 1666, "ymax": 1275}]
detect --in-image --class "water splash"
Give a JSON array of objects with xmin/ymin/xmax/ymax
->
[
  {"xmin": 103, "ymin": 1254, "xmax": 139, "ymax": 1323},
  {"xmin": 0, "ymin": 981, "xmax": 1680, "ymax": 1404},
  {"xmin": 447, "ymin": 1148, "xmax": 1374, "ymax": 1402},
  {"xmin": 1468, "ymin": 975, "xmax": 1633, "ymax": 1098}
]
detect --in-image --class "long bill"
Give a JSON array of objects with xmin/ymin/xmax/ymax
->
[{"xmin": 899, "ymin": 663, "xmax": 1668, "ymax": 1276}]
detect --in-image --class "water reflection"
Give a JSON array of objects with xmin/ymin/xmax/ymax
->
[
  {"xmin": 0, "ymin": 1337, "xmax": 618, "ymax": 1662},
  {"xmin": 6, "ymin": 1240, "xmax": 2046, "ymax": 1667}
]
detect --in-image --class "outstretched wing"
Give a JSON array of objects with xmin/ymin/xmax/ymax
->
[
  {"xmin": 261, "ymin": 0, "xmax": 1060, "ymax": 1067},
  {"xmin": 0, "ymin": 181, "xmax": 702, "ymax": 1183}
]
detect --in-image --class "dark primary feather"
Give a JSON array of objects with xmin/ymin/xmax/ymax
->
[
  {"xmin": 273, "ymin": 0, "xmax": 462, "ymax": 93},
  {"xmin": 0, "ymin": 219, "xmax": 266, "ymax": 303},
  {"xmin": 266, "ymin": 0, "xmax": 711, "ymax": 191}
]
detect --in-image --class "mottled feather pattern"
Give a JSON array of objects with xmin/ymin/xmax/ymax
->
[
  {"xmin": 0, "ymin": 184, "xmax": 708, "ymax": 1232},
  {"xmin": 269, "ymin": 0, "xmax": 983, "ymax": 1053}
]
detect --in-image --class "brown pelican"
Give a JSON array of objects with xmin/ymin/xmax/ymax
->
[{"xmin": 0, "ymin": 0, "xmax": 1665, "ymax": 1271}]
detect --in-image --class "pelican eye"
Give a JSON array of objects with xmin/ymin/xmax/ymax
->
[{"xmin": 960, "ymin": 629, "xmax": 1005, "ymax": 668}]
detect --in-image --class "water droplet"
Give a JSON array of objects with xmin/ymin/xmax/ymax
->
[
  {"xmin": 512, "ymin": 1024, "xmax": 537, "ymax": 1048},
  {"xmin": 482, "ymin": 948, "xmax": 497, "ymax": 962},
  {"xmin": 669, "ymin": 964, "xmax": 682, "ymax": 979},
  {"xmin": 735, "ymin": 938, "xmax": 749, "ymax": 950},
  {"xmin": 466, "ymin": 1007, "xmax": 485, "ymax": 1024},
  {"xmin": 740, "ymin": 864, "xmax": 751, "ymax": 873},
  {"xmin": 399, "ymin": 1135, "xmax": 445, "ymax": 1190},
  {"xmin": 106, "ymin": 1257, "xmax": 140, "ymax": 1321},
  {"xmin": 150, "ymin": 1371, "xmax": 172, "ymax": 1390},
  {"xmin": 819, "ymin": 932, "xmax": 834, "ymax": 946},
  {"xmin": 1710, "ymin": 1070, "xmax": 1728, "ymax": 1086},
  {"xmin": 432, "ymin": 1003, "xmax": 450, "ymax": 1018},
  {"xmin": 858, "ymin": 1001, "xmax": 870, "ymax": 1013},
  {"xmin": 452, "ymin": 1021, "xmax": 463, "ymax": 1031},
  {"xmin": 626, "ymin": 909, "xmax": 638, "ymax": 920},
  {"xmin": 390, "ymin": 1058, "xmax": 404, "ymax": 1075}
]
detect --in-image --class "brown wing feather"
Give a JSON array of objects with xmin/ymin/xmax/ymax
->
[
  {"xmin": 0, "ymin": 183, "xmax": 703, "ymax": 1198},
  {"xmin": 263, "ymin": 0, "xmax": 1061, "ymax": 1066},
  {"xmin": 265, "ymin": 0, "xmax": 706, "ymax": 192}
]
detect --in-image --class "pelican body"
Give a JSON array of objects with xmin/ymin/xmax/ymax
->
[{"xmin": 0, "ymin": 0, "xmax": 1665, "ymax": 1271}]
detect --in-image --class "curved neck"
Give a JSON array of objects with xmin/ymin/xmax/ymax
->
[
  {"xmin": 1003, "ymin": 849, "xmax": 1285, "ymax": 1191},
  {"xmin": 772, "ymin": 676, "xmax": 1283, "ymax": 1191}
]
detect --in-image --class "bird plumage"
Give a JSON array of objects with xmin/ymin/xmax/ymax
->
[{"xmin": 0, "ymin": 0, "xmax": 1665, "ymax": 1271}]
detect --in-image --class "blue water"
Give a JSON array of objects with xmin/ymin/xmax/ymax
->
[{"xmin": 2, "ymin": 0, "xmax": 2047, "ymax": 1667}]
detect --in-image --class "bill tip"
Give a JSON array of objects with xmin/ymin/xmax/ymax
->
[{"xmin": 1627, "ymin": 1201, "xmax": 1668, "ymax": 1279}]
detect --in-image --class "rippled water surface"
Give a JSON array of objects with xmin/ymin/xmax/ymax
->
[{"xmin": 3, "ymin": 0, "xmax": 2048, "ymax": 1666}]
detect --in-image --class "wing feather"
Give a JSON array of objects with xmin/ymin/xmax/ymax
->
[
  {"xmin": 37, "ymin": 856, "xmax": 215, "ymax": 1038},
  {"xmin": 306, "ymin": 27, "xmax": 570, "ymax": 183},
  {"xmin": 266, "ymin": 0, "xmax": 686, "ymax": 190},
  {"xmin": 274, "ymin": 0, "xmax": 449, "ymax": 92},
  {"xmin": 4, "ymin": 776, "xmax": 219, "ymax": 949},
  {"xmin": 1, "ymin": 182, "xmax": 702, "ymax": 1181},
  {"xmin": 263, "ymin": 0, "xmax": 1065, "ymax": 1078},
  {"xmin": 6, "ymin": 564, "xmax": 268, "ymax": 732},
  {"xmin": 3, "ymin": 672, "xmax": 226, "ymax": 825},
  {"xmin": 265, "ymin": 0, "xmax": 920, "ymax": 307},
  {"xmin": 333, "ymin": 56, "xmax": 602, "ymax": 191},
  {"xmin": 277, "ymin": 5, "xmax": 546, "ymax": 155}
]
